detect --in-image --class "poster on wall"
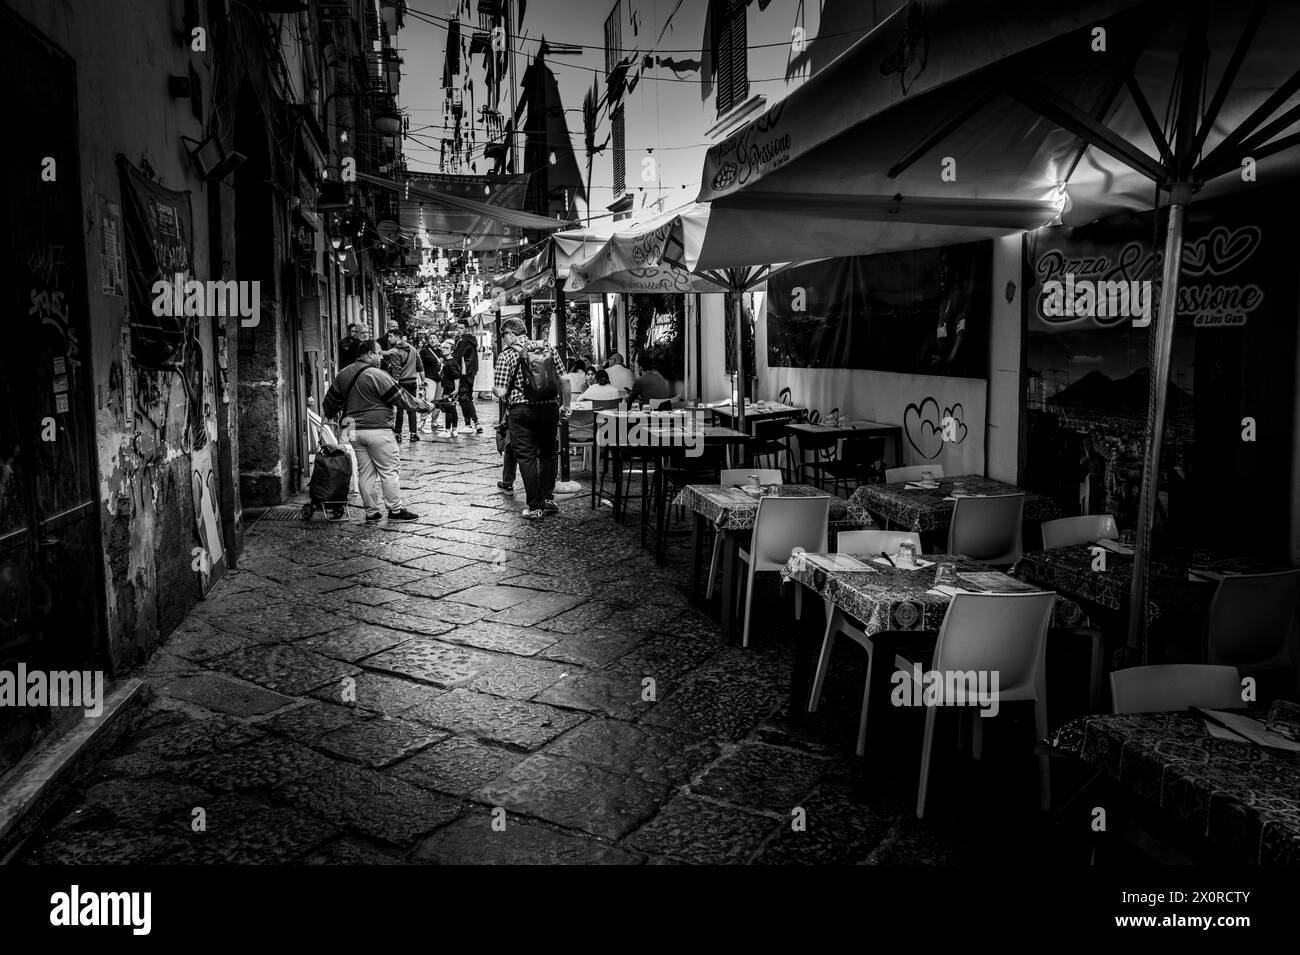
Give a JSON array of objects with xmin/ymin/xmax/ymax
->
[
  {"xmin": 117, "ymin": 155, "xmax": 194, "ymax": 368},
  {"xmin": 1022, "ymin": 185, "xmax": 1297, "ymax": 558},
  {"xmin": 767, "ymin": 241, "xmax": 991, "ymax": 378},
  {"xmin": 190, "ymin": 443, "xmax": 227, "ymax": 597}
]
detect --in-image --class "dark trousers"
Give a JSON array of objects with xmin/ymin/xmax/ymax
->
[
  {"xmin": 457, "ymin": 376, "xmax": 478, "ymax": 424},
  {"xmin": 435, "ymin": 396, "xmax": 458, "ymax": 429},
  {"xmin": 393, "ymin": 380, "xmax": 418, "ymax": 437},
  {"xmin": 507, "ymin": 403, "xmax": 558, "ymax": 511},
  {"xmin": 502, "ymin": 442, "xmax": 517, "ymax": 484}
]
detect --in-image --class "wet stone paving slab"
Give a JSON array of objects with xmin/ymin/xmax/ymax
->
[{"xmin": 15, "ymin": 404, "xmax": 969, "ymax": 864}]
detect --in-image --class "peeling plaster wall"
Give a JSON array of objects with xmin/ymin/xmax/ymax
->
[{"xmin": 11, "ymin": 0, "xmax": 242, "ymax": 671}]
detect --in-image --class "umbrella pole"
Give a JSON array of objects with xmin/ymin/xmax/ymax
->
[
  {"xmin": 1126, "ymin": 189, "xmax": 1189, "ymax": 663},
  {"xmin": 556, "ymin": 267, "xmax": 570, "ymax": 481},
  {"xmin": 732, "ymin": 290, "xmax": 746, "ymax": 439}
]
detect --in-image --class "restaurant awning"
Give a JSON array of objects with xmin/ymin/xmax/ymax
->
[
  {"xmin": 697, "ymin": 0, "xmax": 1300, "ymax": 264},
  {"xmin": 698, "ymin": 0, "xmax": 1300, "ymax": 660},
  {"xmin": 562, "ymin": 202, "xmax": 786, "ymax": 295}
]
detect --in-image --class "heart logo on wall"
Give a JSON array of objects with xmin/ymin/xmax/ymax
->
[{"xmin": 903, "ymin": 397, "xmax": 967, "ymax": 460}]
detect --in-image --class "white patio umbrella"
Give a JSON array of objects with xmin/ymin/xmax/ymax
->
[
  {"xmin": 696, "ymin": 0, "xmax": 1300, "ymax": 659},
  {"xmin": 562, "ymin": 201, "xmax": 798, "ymax": 431}
]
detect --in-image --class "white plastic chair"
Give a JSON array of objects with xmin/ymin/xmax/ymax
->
[
  {"xmin": 904, "ymin": 591, "xmax": 1056, "ymax": 818},
  {"xmin": 1041, "ymin": 514, "xmax": 1119, "ymax": 549},
  {"xmin": 885, "ymin": 464, "xmax": 946, "ymax": 484},
  {"xmin": 1110, "ymin": 664, "xmax": 1242, "ymax": 713},
  {"xmin": 947, "ymin": 493, "xmax": 1025, "ymax": 566},
  {"xmin": 835, "ymin": 529, "xmax": 923, "ymax": 557},
  {"xmin": 704, "ymin": 470, "xmax": 784, "ymax": 600},
  {"xmin": 1205, "ymin": 570, "xmax": 1300, "ymax": 676},
  {"xmin": 807, "ymin": 530, "xmax": 926, "ymax": 756},
  {"xmin": 736, "ymin": 496, "xmax": 831, "ymax": 647}
]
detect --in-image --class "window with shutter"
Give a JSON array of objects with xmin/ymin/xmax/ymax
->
[
  {"xmin": 612, "ymin": 105, "xmax": 626, "ymax": 195},
  {"xmin": 715, "ymin": 0, "xmax": 749, "ymax": 117}
]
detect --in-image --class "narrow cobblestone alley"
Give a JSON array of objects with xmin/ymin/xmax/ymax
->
[{"xmin": 18, "ymin": 406, "xmax": 984, "ymax": 865}]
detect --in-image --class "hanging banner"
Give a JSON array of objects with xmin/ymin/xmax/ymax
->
[
  {"xmin": 117, "ymin": 155, "xmax": 194, "ymax": 367},
  {"xmin": 767, "ymin": 241, "xmax": 992, "ymax": 378}
]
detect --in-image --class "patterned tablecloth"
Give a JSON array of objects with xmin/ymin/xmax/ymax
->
[
  {"xmin": 781, "ymin": 551, "xmax": 1089, "ymax": 636},
  {"xmin": 1052, "ymin": 712, "xmax": 1300, "ymax": 864},
  {"xmin": 1013, "ymin": 548, "xmax": 1279, "ymax": 623},
  {"xmin": 851, "ymin": 475, "xmax": 1062, "ymax": 532},
  {"xmin": 673, "ymin": 484, "xmax": 875, "ymax": 532}
]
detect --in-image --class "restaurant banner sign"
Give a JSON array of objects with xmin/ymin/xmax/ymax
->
[
  {"xmin": 117, "ymin": 155, "xmax": 194, "ymax": 367},
  {"xmin": 1028, "ymin": 221, "xmax": 1266, "ymax": 331}
]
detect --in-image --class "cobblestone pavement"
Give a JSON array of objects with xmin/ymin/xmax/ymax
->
[{"xmin": 16, "ymin": 403, "xmax": 1029, "ymax": 865}]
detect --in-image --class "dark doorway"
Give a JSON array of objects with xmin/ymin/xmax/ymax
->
[{"xmin": 0, "ymin": 6, "xmax": 107, "ymax": 772}]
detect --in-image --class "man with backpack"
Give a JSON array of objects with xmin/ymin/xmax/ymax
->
[{"xmin": 492, "ymin": 318, "xmax": 571, "ymax": 520}]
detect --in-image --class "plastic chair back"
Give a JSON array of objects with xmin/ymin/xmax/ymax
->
[
  {"xmin": 886, "ymin": 464, "xmax": 946, "ymax": 484},
  {"xmin": 721, "ymin": 468, "xmax": 783, "ymax": 486},
  {"xmin": 948, "ymin": 493, "xmax": 1025, "ymax": 565},
  {"xmin": 751, "ymin": 496, "xmax": 831, "ymax": 572},
  {"xmin": 567, "ymin": 409, "xmax": 597, "ymax": 444},
  {"xmin": 836, "ymin": 530, "xmax": 921, "ymax": 555},
  {"xmin": 649, "ymin": 398, "xmax": 674, "ymax": 411},
  {"xmin": 1206, "ymin": 570, "xmax": 1300, "ymax": 671},
  {"xmin": 932, "ymin": 592, "xmax": 1055, "ymax": 704},
  {"xmin": 591, "ymin": 398, "xmax": 623, "ymax": 411},
  {"xmin": 1041, "ymin": 514, "xmax": 1119, "ymax": 549},
  {"xmin": 1110, "ymin": 664, "xmax": 1242, "ymax": 714}
]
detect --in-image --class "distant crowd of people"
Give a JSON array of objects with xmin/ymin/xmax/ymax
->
[{"xmin": 324, "ymin": 315, "xmax": 673, "ymax": 524}]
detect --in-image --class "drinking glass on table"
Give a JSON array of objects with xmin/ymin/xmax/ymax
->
[
  {"xmin": 919, "ymin": 469, "xmax": 935, "ymax": 485},
  {"xmin": 934, "ymin": 562, "xmax": 958, "ymax": 587},
  {"xmin": 897, "ymin": 541, "xmax": 918, "ymax": 567},
  {"xmin": 1119, "ymin": 529, "xmax": 1136, "ymax": 549},
  {"xmin": 950, "ymin": 479, "xmax": 967, "ymax": 497}
]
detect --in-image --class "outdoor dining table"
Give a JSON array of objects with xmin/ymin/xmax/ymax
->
[
  {"xmin": 851, "ymin": 475, "xmax": 1061, "ymax": 546},
  {"xmin": 594, "ymin": 410, "xmax": 750, "ymax": 523},
  {"xmin": 673, "ymin": 483, "xmax": 875, "ymax": 644},
  {"xmin": 784, "ymin": 419, "xmax": 905, "ymax": 479},
  {"xmin": 781, "ymin": 550, "xmax": 1092, "ymax": 746},
  {"xmin": 1013, "ymin": 546, "xmax": 1284, "ymax": 664},
  {"xmin": 710, "ymin": 401, "xmax": 807, "ymax": 467},
  {"xmin": 1051, "ymin": 711, "xmax": 1300, "ymax": 864}
]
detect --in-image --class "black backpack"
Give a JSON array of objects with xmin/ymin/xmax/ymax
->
[{"xmin": 512, "ymin": 341, "xmax": 561, "ymax": 402}]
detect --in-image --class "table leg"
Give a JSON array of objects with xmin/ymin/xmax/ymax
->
[
  {"xmin": 690, "ymin": 513, "xmax": 705, "ymax": 603},
  {"xmin": 720, "ymin": 530, "xmax": 737, "ymax": 644},
  {"xmin": 613, "ymin": 448, "xmax": 624, "ymax": 523},
  {"xmin": 786, "ymin": 583, "xmax": 824, "ymax": 725}
]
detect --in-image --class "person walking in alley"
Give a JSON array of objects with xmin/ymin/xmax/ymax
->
[
  {"xmin": 432, "ymin": 340, "xmax": 462, "ymax": 438},
  {"xmin": 452, "ymin": 318, "xmax": 482, "ymax": 434},
  {"xmin": 323, "ymin": 340, "xmax": 432, "ymax": 523},
  {"xmin": 383, "ymin": 327, "xmax": 423, "ymax": 443},
  {"xmin": 493, "ymin": 318, "xmax": 571, "ymax": 519}
]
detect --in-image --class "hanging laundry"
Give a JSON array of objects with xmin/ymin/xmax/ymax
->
[{"xmin": 442, "ymin": 17, "xmax": 461, "ymax": 88}]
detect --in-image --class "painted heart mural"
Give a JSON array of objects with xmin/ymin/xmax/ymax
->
[{"xmin": 903, "ymin": 397, "xmax": 967, "ymax": 460}]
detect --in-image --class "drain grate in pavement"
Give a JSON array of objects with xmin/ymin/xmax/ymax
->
[{"xmin": 253, "ymin": 505, "xmax": 311, "ymax": 522}]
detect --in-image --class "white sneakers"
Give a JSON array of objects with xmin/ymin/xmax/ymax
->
[
  {"xmin": 456, "ymin": 425, "xmax": 476, "ymax": 435},
  {"xmin": 437, "ymin": 429, "xmax": 454, "ymax": 438}
]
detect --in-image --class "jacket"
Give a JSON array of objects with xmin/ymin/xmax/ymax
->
[
  {"xmin": 323, "ymin": 361, "xmax": 423, "ymax": 431},
  {"xmin": 384, "ymin": 341, "xmax": 421, "ymax": 381},
  {"xmin": 453, "ymin": 332, "xmax": 478, "ymax": 377},
  {"xmin": 436, "ymin": 358, "xmax": 461, "ymax": 397}
]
